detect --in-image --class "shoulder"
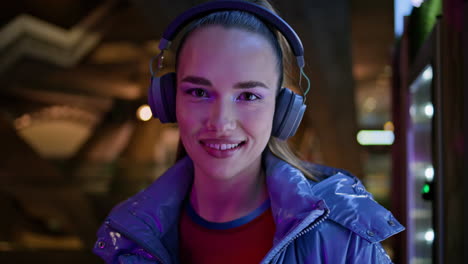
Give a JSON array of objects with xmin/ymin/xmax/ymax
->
[
  {"xmin": 309, "ymin": 171, "xmax": 404, "ymax": 244},
  {"xmin": 271, "ymin": 161, "xmax": 404, "ymax": 263},
  {"xmin": 266, "ymin": 154, "xmax": 404, "ymax": 244},
  {"xmin": 302, "ymin": 162, "xmax": 404, "ymax": 244},
  {"xmin": 93, "ymin": 156, "xmax": 194, "ymax": 263}
]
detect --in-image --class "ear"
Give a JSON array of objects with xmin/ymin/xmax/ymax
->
[
  {"xmin": 148, "ymin": 72, "xmax": 178, "ymax": 123},
  {"xmin": 272, "ymin": 88, "xmax": 306, "ymax": 140}
]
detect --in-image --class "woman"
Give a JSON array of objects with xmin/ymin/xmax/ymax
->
[{"xmin": 93, "ymin": 0, "xmax": 404, "ymax": 263}]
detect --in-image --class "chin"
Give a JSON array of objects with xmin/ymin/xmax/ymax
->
[{"xmin": 195, "ymin": 157, "xmax": 240, "ymax": 179}]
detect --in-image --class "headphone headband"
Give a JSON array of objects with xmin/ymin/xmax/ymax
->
[{"xmin": 158, "ymin": 0, "xmax": 305, "ymax": 68}]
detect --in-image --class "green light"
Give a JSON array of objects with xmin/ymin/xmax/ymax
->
[{"xmin": 422, "ymin": 184, "xmax": 430, "ymax": 194}]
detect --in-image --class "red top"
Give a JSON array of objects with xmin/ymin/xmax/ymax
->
[{"xmin": 179, "ymin": 200, "xmax": 276, "ymax": 264}]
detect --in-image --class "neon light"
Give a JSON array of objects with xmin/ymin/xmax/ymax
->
[
  {"xmin": 422, "ymin": 184, "xmax": 430, "ymax": 194},
  {"xmin": 424, "ymin": 103, "xmax": 434, "ymax": 117},
  {"xmin": 395, "ymin": 0, "xmax": 414, "ymax": 36},
  {"xmin": 356, "ymin": 130, "xmax": 395, "ymax": 146},
  {"xmin": 424, "ymin": 166, "xmax": 434, "ymax": 181},
  {"xmin": 424, "ymin": 229, "xmax": 434, "ymax": 243},
  {"xmin": 422, "ymin": 67, "xmax": 433, "ymax": 81},
  {"xmin": 412, "ymin": 0, "xmax": 425, "ymax": 7}
]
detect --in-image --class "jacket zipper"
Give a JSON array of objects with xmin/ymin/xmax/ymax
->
[
  {"xmin": 283, "ymin": 208, "xmax": 330, "ymax": 249},
  {"xmin": 263, "ymin": 209, "xmax": 330, "ymax": 263},
  {"xmin": 105, "ymin": 220, "xmax": 166, "ymax": 264}
]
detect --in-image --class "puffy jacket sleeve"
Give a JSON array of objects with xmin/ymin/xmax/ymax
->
[{"xmin": 93, "ymin": 221, "xmax": 162, "ymax": 264}]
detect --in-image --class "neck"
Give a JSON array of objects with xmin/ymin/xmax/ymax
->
[{"xmin": 190, "ymin": 158, "xmax": 268, "ymax": 223}]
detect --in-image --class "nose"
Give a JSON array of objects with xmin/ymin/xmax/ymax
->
[{"xmin": 205, "ymin": 99, "xmax": 236, "ymax": 133}]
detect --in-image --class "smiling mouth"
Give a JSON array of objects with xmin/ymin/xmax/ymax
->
[{"xmin": 200, "ymin": 141, "xmax": 246, "ymax": 151}]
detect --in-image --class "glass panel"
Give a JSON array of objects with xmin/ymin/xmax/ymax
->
[{"xmin": 407, "ymin": 65, "xmax": 434, "ymax": 264}]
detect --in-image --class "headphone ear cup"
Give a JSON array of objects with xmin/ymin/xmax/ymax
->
[
  {"xmin": 272, "ymin": 88, "xmax": 306, "ymax": 140},
  {"xmin": 148, "ymin": 72, "xmax": 177, "ymax": 123}
]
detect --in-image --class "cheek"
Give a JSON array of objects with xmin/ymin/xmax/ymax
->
[
  {"xmin": 176, "ymin": 94, "xmax": 198, "ymax": 134},
  {"xmin": 176, "ymin": 98, "xmax": 199, "ymax": 153},
  {"xmin": 239, "ymin": 101, "xmax": 276, "ymax": 135}
]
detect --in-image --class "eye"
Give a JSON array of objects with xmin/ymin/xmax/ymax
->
[
  {"xmin": 238, "ymin": 92, "xmax": 261, "ymax": 101},
  {"xmin": 186, "ymin": 88, "xmax": 208, "ymax": 98}
]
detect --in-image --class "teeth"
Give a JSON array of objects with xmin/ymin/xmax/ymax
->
[{"xmin": 206, "ymin": 143, "xmax": 241, "ymax": 150}]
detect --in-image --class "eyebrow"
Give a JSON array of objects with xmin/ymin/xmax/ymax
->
[
  {"xmin": 234, "ymin": 81, "xmax": 269, "ymax": 89},
  {"xmin": 181, "ymin": 76, "xmax": 212, "ymax": 86},
  {"xmin": 181, "ymin": 75, "xmax": 269, "ymax": 89}
]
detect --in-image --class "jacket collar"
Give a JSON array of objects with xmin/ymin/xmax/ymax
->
[{"xmin": 263, "ymin": 151, "xmax": 327, "ymax": 244}]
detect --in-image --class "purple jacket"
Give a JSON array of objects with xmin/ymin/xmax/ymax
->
[{"xmin": 93, "ymin": 151, "xmax": 404, "ymax": 263}]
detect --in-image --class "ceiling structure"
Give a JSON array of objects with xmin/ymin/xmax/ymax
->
[{"xmin": 0, "ymin": 0, "xmax": 394, "ymax": 170}]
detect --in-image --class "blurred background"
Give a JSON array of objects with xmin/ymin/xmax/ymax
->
[{"xmin": 0, "ymin": 0, "xmax": 466, "ymax": 263}]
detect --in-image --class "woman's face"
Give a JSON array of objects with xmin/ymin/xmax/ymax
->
[{"xmin": 176, "ymin": 26, "xmax": 279, "ymax": 180}]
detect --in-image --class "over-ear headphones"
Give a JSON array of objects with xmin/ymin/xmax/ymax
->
[{"xmin": 148, "ymin": 0, "xmax": 309, "ymax": 140}]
